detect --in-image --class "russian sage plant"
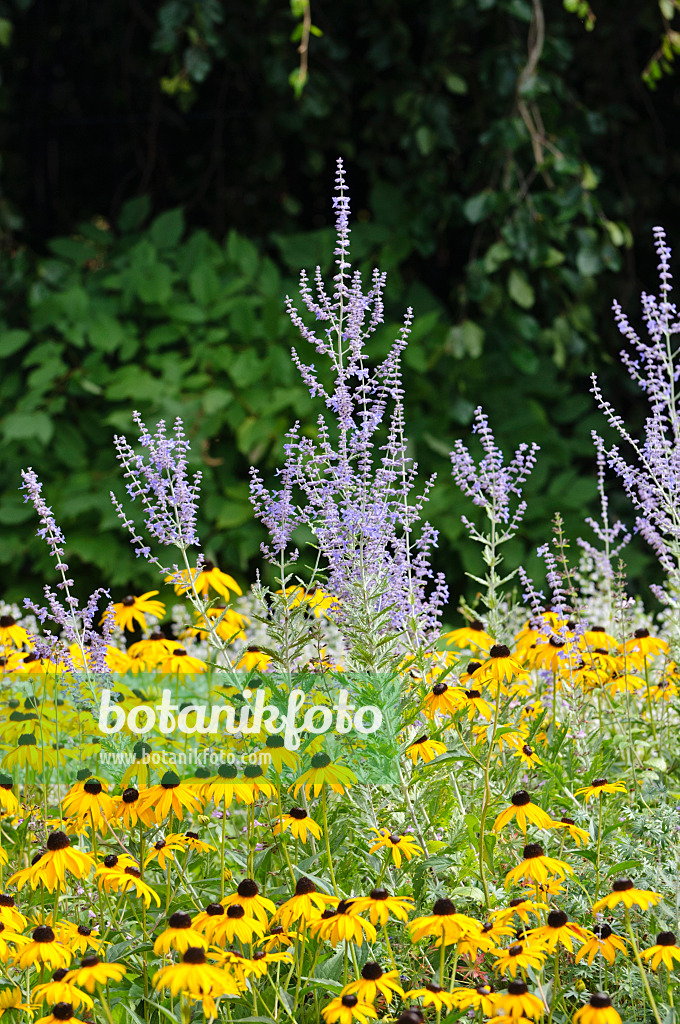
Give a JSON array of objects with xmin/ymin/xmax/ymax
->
[
  {"xmin": 250, "ymin": 159, "xmax": 448, "ymax": 672},
  {"xmin": 591, "ymin": 227, "xmax": 680, "ymax": 644}
]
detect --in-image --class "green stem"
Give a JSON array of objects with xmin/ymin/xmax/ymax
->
[
  {"xmin": 624, "ymin": 907, "xmax": 662, "ymax": 1024},
  {"xmin": 321, "ymin": 787, "xmax": 339, "ymax": 897}
]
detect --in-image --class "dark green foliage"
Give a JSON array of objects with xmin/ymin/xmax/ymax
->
[{"xmin": 0, "ymin": 0, "xmax": 673, "ymax": 607}]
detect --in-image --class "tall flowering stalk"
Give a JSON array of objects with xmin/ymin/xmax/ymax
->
[
  {"xmin": 250, "ymin": 158, "xmax": 448, "ymax": 670},
  {"xmin": 591, "ymin": 227, "xmax": 680, "ymax": 642},
  {"xmin": 20, "ymin": 468, "xmax": 112, "ymax": 681},
  {"xmin": 111, "ymin": 413, "xmax": 234, "ymax": 669},
  {"xmin": 450, "ymin": 407, "xmax": 539, "ymax": 641}
]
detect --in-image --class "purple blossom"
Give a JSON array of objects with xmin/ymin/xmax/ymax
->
[
  {"xmin": 592, "ymin": 227, "xmax": 680, "ymax": 575},
  {"xmin": 249, "ymin": 158, "xmax": 448, "ymax": 653},
  {"xmin": 20, "ymin": 468, "xmax": 113, "ymax": 673},
  {"xmin": 112, "ymin": 412, "xmax": 202, "ymax": 565}
]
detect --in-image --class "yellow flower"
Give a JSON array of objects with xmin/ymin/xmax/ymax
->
[
  {"xmin": 135, "ymin": 772, "xmax": 203, "ymax": 823},
  {"xmin": 492, "ymin": 942, "xmax": 546, "ymax": 978},
  {"xmin": 529, "ymin": 910, "xmax": 586, "ymax": 952},
  {"xmin": 554, "ymin": 818, "xmax": 590, "ymax": 846},
  {"xmin": 491, "ymin": 979, "xmax": 545, "ymax": 1019},
  {"xmin": 0, "ymin": 895, "xmax": 27, "ymax": 932},
  {"xmin": 153, "ymin": 912, "xmax": 208, "ymax": 955},
  {"xmin": 573, "ymin": 992, "xmax": 622, "ymax": 1024},
  {"xmin": 592, "ymin": 879, "xmax": 662, "ymax": 913},
  {"xmin": 404, "ymin": 982, "xmax": 456, "ymax": 1011},
  {"xmin": 321, "ymin": 994, "xmax": 377, "ymax": 1024},
  {"xmin": 443, "ymin": 620, "xmax": 495, "ymax": 652},
  {"xmin": 127, "ymin": 631, "xmax": 176, "ymax": 669},
  {"xmin": 153, "ymin": 946, "xmax": 233, "ymax": 998},
  {"xmin": 2, "ymin": 734, "xmax": 58, "ymax": 771},
  {"xmin": 481, "ymin": 644, "xmax": 523, "ymax": 683},
  {"xmin": 273, "ymin": 808, "xmax": 323, "ymax": 843},
  {"xmin": 406, "ymin": 734, "xmax": 447, "ymax": 766},
  {"xmin": 211, "ymin": 906, "xmax": 266, "ymax": 945},
  {"xmin": 64, "ymin": 956, "xmax": 126, "ymax": 993},
  {"xmin": 408, "ymin": 897, "xmax": 478, "ymax": 947},
  {"xmin": 97, "ymin": 861, "xmax": 160, "ymax": 908},
  {"xmin": 0, "ymin": 982, "xmax": 38, "ymax": 1015},
  {"xmin": 575, "ymin": 778, "xmax": 626, "ymax": 803},
  {"xmin": 169, "ymin": 562, "xmax": 242, "ymax": 599},
  {"xmin": 449, "ymin": 984, "xmax": 498, "ymax": 1016},
  {"xmin": 422, "ymin": 681, "xmax": 463, "ymax": 719},
  {"xmin": 622, "ymin": 628, "xmax": 668, "ymax": 658},
  {"xmin": 234, "ymin": 647, "xmax": 272, "ymax": 672},
  {"xmin": 460, "ymin": 688, "xmax": 494, "ymax": 721},
  {"xmin": 108, "ymin": 592, "xmax": 165, "ymax": 632},
  {"xmin": 513, "ymin": 744, "xmax": 542, "ymax": 770},
  {"xmin": 144, "ymin": 836, "xmax": 186, "ymax": 871},
  {"xmin": 222, "ymin": 878, "xmax": 276, "ymax": 926},
  {"xmin": 347, "ymin": 888, "xmax": 413, "ymax": 926},
  {"xmin": 35, "ymin": 1006, "xmax": 85, "ymax": 1024},
  {"xmin": 16, "ymin": 926, "xmax": 72, "ymax": 969},
  {"xmin": 158, "ymin": 647, "xmax": 207, "ymax": 676},
  {"xmin": 505, "ymin": 844, "xmax": 572, "ymax": 888},
  {"xmin": 343, "ymin": 964, "xmax": 403, "ymax": 1004},
  {"xmin": 308, "ymin": 901, "xmax": 377, "ymax": 946},
  {"xmin": 367, "ymin": 828, "xmax": 423, "ymax": 868},
  {"xmin": 575, "ymin": 924, "xmax": 627, "ymax": 965},
  {"xmin": 641, "ymin": 931, "xmax": 680, "ymax": 971},
  {"xmin": 271, "ymin": 877, "xmax": 337, "ymax": 929},
  {"xmin": 292, "ymin": 753, "xmax": 357, "ymax": 799},
  {"xmin": 0, "ymin": 614, "xmax": 31, "ymax": 648},
  {"xmin": 61, "ymin": 780, "xmax": 116, "ymax": 835},
  {"xmin": 493, "ymin": 791, "xmax": 555, "ymax": 833},
  {"xmin": 8, "ymin": 832, "xmax": 95, "ymax": 893}
]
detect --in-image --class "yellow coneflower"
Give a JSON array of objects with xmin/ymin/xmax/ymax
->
[
  {"xmin": 575, "ymin": 778, "xmax": 626, "ymax": 803},
  {"xmin": 449, "ymin": 984, "xmax": 498, "ymax": 1015},
  {"xmin": 493, "ymin": 791, "xmax": 555, "ymax": 833},
  {"xmin": 308, "ymin": 901, "xmax": 377, "ymax": 946},
  {"xmin": 622, "ymin": 628, "xmax": 668, "ymax": 659},
  {"xmin": 61, "ymin": 779, "xmax": 116, "ymax": 834},
  {"xmin": 153, "ymin": 946, "xmax": 232, "ymax": 998},
  {"xmin": 408, "ymin": 898, "xmax": 478, "ymax": 947},
  {"xmin": 271, "ymin": 877, "xmax": 337, "ymax": 929},
  {"xmin": 214, "ymin": 905, "xmax": 266, "ymax": 945},
  {"xmin": 0, "ymin": 895, "xmax": 27, "ymax": 932},
  {"xmin": 459, "ymin": 688, "xmax": 494, "ymax": 721},
  {"xmin": 127, "ymin": 630, "xmax": 176, "ymax": 669},
  {"xmin": 96, "ymin": 860, "xmax": 160, "ymax": 908},
  {"xmin": 444, "ymin": 619, "xmax": 495, "ymax": 652},
  {"xmin": 554, "ymin": 817, "xmax": 590, "ymax": 846},
  {"xmin": 321, "ymin": 994, "xmax": 378, "ymax": 1024},
  {"xmin": 422, "ymin": 681, "xmax": 463, "ymax": 719},
  {"xmin": 222, "ymin": 878, "xmax": 276, "ymax": 925},
  {"xmin": 367, "ymin": 828, "xmax": 423, "ymax": 868},
  {"xmin": 260, "ymin": 734, "xmax": 301, "ymax": 774},
  {"xmin": 234, "ymin": 647, "xmax": 272, "ymax": 672},
  {"xmin": 144, "ymin": 836, "xmax": 185, "ymax": 871},
  {"xmin": 235, "ymin": 950, "xmax": 292, "ymax": 980},
  {"xmin": 492, "ymin": 942, "xmax": 546, "ymax": 978},
  {"xmin": 491, "ymin": 979, "xmax": 545, "ymax": 1019},
  {"xmin": 0, "ymin": 775, "xmax": 19, "ymax": 816},
  {"xmin": 16, "ymin": 925, "xmax": 72, "ymax": 969},
  {"xmin": 64, "ymin": 956, "xmax": 126, "ymax": 992},
  {"xmin": 273, "ymin": 808, "xmax": 323, "ymax": 843},
  {"xmin": 240, "ymin": 763, "xmax": 277, "ymax": 799},
  {"xmin": 35, "ymin": 1003, "xmax": 86, "ymax": 1024},
  {"xmin": 406, "ymin": 734, "xmax": 447, "ymax": 766},
  {"xmin": 575, "ymin": 924, "xmax": 627, "ymax": 965},
  {"xmin": 291, "ymin": 753, "xmax": 357, "ymax": 798},
  {"xmin": 505, "ymin": 843, "xmax": 573, "ymax": 888},
  {"xmin": 158, "ymin": 647, "xmax": 207, "ymax": 676},
  {"xmin": 192, "ymin": 903, "xmax": 227, "ymax": 941},
  {"xmin": 480, "ymin": 644, "xmax": 523, "ymax": 684},
  {"xmin": 108, "ymin": 592, "xmax": 165, "ymax": 632},
  {"xmin": 404, "ymin": 981, "xmax": 455, "ymax": 1011},
  {"xmin": 257, "ymin": 925, "xmax": 302, "ymax": 952},
  {"xmin": 3, "ymin": 733, "xmax": 58, "ymax": 771},
  {"xmin": 348, "ymin": 888, "xmax": 413, "ymax": 926},
  {"xmin": 169, "ymin": 562, "xmax": 242, "ymax": 599},
  {"xmin": 529, "ymin": 910, "xmax": 586, "ymax": 952},
  {"xmin": 0, "ymin": 614, "xmax": 31, "ymax": 648},
  {"xmin": 592, "ymin": 879, "xmax": 662, "ymax": 913},
  {"xmin": 9, "ymin": 832, "xmax": 95, "ymax": 893},
  {"xmin": 169, "ymin": 831, "xmax": 215, "ymax": 855},
  {"xmin": 13, "ymin": 974, "xmax": 65, "ymax": 1010},
  {"xmin": 641, "ymin": 931, "xmax": 680, "ymax": 971},
  {"xmin": 529, "ymin": 634, "xmax": 578, "ymax": 672},
  {"xmin": 154, "ymin": 912, "xmax": 208, "ymax": 955},
  {"xmin": 513, "ymin": 744, "xmax": 542, "ymax": 770},
  {"xmin": 203, "ymin": 763, "xmax": 255, "ymax": 808},
  {"xmin": 136, "ymin": 771, "xmax": 203, "ymax": 823},
  {"xmin": 57, "ymin": 922, "xmax": 102, "ymax": 955},
  {"xmin": 573, "ymin": 992, "xmax": 622, "ymax": 1024},
  {"xmin": 477, "ymin": 919, "xmax": 517, "ymax": 945},
  {"xmin": 342, "ymin": 962, "xmax": 404, "ymax": 1004},
  {"xmin": 0, "ymin": 923, "xmax": 29, "ymax": 960}
]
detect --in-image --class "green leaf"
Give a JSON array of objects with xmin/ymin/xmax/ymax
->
[
  {"xmin": 444, "ymin": 72, "xmax": 467, "ymax": 94},
  {"xmin": 189, "ymin": 263, "xmax": 221, "ymax": 305},
  {"xmin": 117, "ymin": 195, "xmax": 151, "ymax": 233},
  {"xmin": 3, "ymin": 411, "xmax": 53, "ymax": 444},
  {"xmin": 445, "ymin": 320, "xmax": 484, "ymax": 359},
  {"xmin": 0, "ymin": 18, "xmax": 13, "ymax": 47},
  {"xmin": 0, "ymin": 329, "xmax": 30, "ymax": 357},
  {"xmin": 150, "ymin": 208, "xmax": 185, "ymax": 250},
  {"xmin": 507, "ymin": 268, "xmax": 535, "ymax": 309},
  {"xmin": 88, "ymin": 313, "xmax": 126, "ymax": 352},
  {"xmin": 463, "ymin": 191, "xmax": 491, "ymax": 224}
]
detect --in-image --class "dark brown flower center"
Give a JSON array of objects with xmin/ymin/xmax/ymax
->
[
  {"xmin": 80, "ymin": 955, "xmax": 100, "ymax": 967},
  {"xmin": 288, "ymin": 808, "xmax": 308, "ymax": 820},
  {"xmin": 523, "ymin": 844, "xmax": 544, "ymax": 859},
  {"xmin": 168, "ymin": 912, "xmax": 192, "ymax": 929},
  {"xmin": 182, "ymin": 947, "xmax": 206, "ymax": 965},
  {"xmin": 370, "ymin": 888, "xmax": 388, "ymax": 900},
  {"xmin": 508, "ymin": 980, "xmax": 528, "ymax": 995},
  {"xmin": 52, "ymin": 1005, "xmax": 74, "ymax": 1021},
  {"xmin": 294, "ymin": 877, "xmax": 316, "ymax": 896},
  {"xmin": 490, "ymin": 645, "xmax": 510, "ymax": 658},
  {"xmin": 227, "ymin": 905, "xmax": 245, "ymax": 919},
  {"xmin": 122, "ymin": 788, "xmax": 139, "ymax": 803},
  {"xmin": 33, "ymin": 926, "xmax": 56, "ymax": 942},
  {"xmin": 547, "ymin": 910, "xmax": 568, "ymax": 929},
  {"xmin": 432, "ymin": 898, "xmax": 456, "ymax": 916},
  {"xmin": 341, "ymin": 995, "xmax": 358, "ymax": 1008},
  {"xmin": 46, "ymin": 832, "xmax": 70, "ymax": 852},
  {"xmin": 590, "ymin": 993, "xmax": 612, "ymax": 1009},
  {"xmin": 361, "ymin": 962, "xmax": 383, "ymax": 980},
  {"xmin": 511, "ymin": 791, "xmax": 530, "ymax": 806},
  {"xmin": 237, "ymin": 879, "xmax": 259, "ymax": 897},
  {"xmin": 508, "ymin": 943, "xmax": 523, "ymax": 956},
  {"xmin": 611, "ymin": 879, "xmax": 633, "ymax": 892},
  {"xmin": 658, "ymin": 931, "xmax": 677, "ymax": 946},
  {"xmin": 432, "ymin": 683, "xmax": 448, "ymax": 696},
  {"xmin": 206, "ymin": 904, "xmax": 224, "ymax": 917}
]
